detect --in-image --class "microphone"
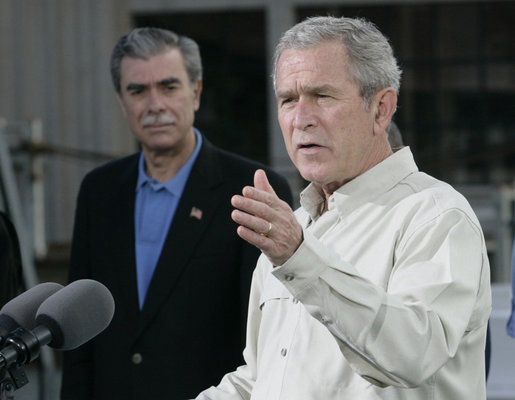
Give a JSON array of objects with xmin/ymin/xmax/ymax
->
[
  {"xmin": 0, "ymin": 282, "xmax": 64, "ymax": 346},
  {"xmin": 36, "ymin": 279, "xmax": 115, "ymax": 350},
  {"xmin": 0, "ymin": 279, "xmax": 114, "ymax": 370}
]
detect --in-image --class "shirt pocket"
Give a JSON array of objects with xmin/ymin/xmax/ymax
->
[{"xmin": 259, "ymin": 271, "xmax": 291, "ymax": 310}]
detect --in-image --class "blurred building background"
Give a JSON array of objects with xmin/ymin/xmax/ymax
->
[{"xmin": 0, "ymin": 0, "xmax": 514, "ymax": 399}]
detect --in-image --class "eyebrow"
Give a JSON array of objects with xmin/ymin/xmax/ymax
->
[
  {"xmin": 276, "ymin": 84, "xmax": 337, "ymax": 99},
  {"xmin": 159, "ymin": 77, "xmax": 182, "ymax": 86},
  {"xmin": 125, "ymin": 77, "xmax": 182, "ymax": 92},
  {"xmin": 276, "ymin": 88, "xmax": 295, "ymax": 100}
]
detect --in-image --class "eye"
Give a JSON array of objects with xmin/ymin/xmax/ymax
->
[
  {"xmin": 280, "ymin": 98, "xmax": 295, "ymax": 106},
  {"xmin": 126, "ymin": 86, "xmax": 146, "ymax": 97}
]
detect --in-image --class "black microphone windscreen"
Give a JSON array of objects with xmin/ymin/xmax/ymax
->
[
  {"xmin": 35, "ymin": 279, "xmax": 115, "ymax": 351},
  {"xmin": 0, "ymin": 282, "xmax": 63, "ymax": 337}
]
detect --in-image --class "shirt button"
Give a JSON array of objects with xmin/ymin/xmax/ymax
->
[
  {"xmin": 292, "ymin": 298, "xmax": 299, "ymax": 304},
  {"xmin": 280, "ymin": 348, "xmax": 287, "ymax": 357},
  {"xmin": 132, "ymin": 353, "xmax": 143, "ymax": 365},
  {"xmin": 285, "ymin": 274, "xmax": 294, "ymax": 281}
]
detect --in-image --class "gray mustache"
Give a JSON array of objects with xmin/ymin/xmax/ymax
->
[{"xmin": 142, "ymin": 114, "xmax": 175, "ymax": 126}]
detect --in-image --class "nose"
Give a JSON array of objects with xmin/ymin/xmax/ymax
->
[
  {"xmin": 292, "ymin": 98, "xmax": 317, "ymax": 131},
  {"xmin": 147, "ymin": 89, "xmax": 165, "ymax": 113}
]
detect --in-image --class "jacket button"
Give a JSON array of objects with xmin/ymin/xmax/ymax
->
[
  {"xmin": 280, "ymin": 348, "xmax": 287, "ymax": 357},
  {"xmin": 132, "ymin": 353, "xmax": 143, "ymax": 365}
]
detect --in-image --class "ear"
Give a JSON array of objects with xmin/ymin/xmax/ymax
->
[
  {"xmin": 193, "ymin": 79, "xmax": 203, "ymax": 111},
  {"xmin": 116, "ymin": 93, "xmax": 128, "ymax": 119},
  {"xmin": 373, "ymin": 88, "xmax": 397, "ymax": 136}
]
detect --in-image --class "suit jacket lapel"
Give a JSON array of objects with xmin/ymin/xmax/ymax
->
[
  {"xmin": 137, "ymin": 139, "xmax": 224, "ymax": 330},
  {"xmin": 111, "ymin": 155, "xmax": 141, "ymax": 323}
]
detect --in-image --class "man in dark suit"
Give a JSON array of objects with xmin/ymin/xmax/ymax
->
[{"xmin": 60, "ymin": 27, "xmax": 292, "ymax": 400}]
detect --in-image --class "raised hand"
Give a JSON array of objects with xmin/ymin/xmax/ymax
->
[{"xmin": 231, "ymin": 169, "xmax": 303, "ymax": 266}]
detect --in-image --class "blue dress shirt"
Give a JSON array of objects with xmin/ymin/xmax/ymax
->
[{"xmin": 134, "ymin": 130, "xmax": 202, "ymax": 309}]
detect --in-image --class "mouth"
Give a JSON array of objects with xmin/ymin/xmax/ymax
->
[
  {"xmin": 142, "ymin": 121, "xmax": 176, "ymax": 132},
  {"xmin": 298, "ymin": 142, "xmax": 323, "ymax": 150},
  {"xmin": 144, "ymin": 123, "xmax": 173, "ymax": 128},
  {"xmin": 296, "ymin": 141, "xmax": 327, "ymax": 156}
]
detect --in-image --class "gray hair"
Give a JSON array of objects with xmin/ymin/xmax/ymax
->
[
  {"xmin": 273, "ymin": 16, "xmax": 402, "ymax": 109},
  {"xmin": 110, "ymin": 27, "xmax": 202, "ymax": 93}
]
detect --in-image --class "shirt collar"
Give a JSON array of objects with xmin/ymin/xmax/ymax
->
[
  {"xmin": 300, "ymin": 146, "xmax": 419, "ymax": 219},
  {"xmin": 136, "ymin": 129, "xmax": 203, "ymax": 196}
]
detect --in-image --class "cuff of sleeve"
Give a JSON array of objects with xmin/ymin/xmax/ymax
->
[{"xmin": 272, "ymin": 230, "xmax": 334, "ymax": 297}]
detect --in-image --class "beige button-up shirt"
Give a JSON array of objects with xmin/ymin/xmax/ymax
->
[{"xmin": 197, "ymin": 147, "xmax": 491, "ymax": 400}]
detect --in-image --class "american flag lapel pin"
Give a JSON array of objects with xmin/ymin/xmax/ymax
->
[{"xmin": 190, "ymin": 206, "xmax": 203, "ymax": 220}]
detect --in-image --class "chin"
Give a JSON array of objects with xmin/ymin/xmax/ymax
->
[
  {"xmin": 299, "ymin": 172, "xmax": 328, "ymax": 186},
  {"xmin": 144, "ymin": 142, "xmax": 175, "ymax": 153},
  {"xmin": 297, "ymin": 163, "xmax": 329, "ymax": 182}
]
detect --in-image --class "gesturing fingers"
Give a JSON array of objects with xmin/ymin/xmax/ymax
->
[
  {"xmin": 231, "ymin": 170, "xmax": 303, "ymax": 265},
  {"xmin": 253, "ymin": 169, "xmax": 276, "ymax": 195},
  {"xmin": 231, "ymin": 171, "xmax": 283, "ymax": 229},
  {"xmin": 230, "ymin": 195, "xmax": 274, "ymax": 235}
]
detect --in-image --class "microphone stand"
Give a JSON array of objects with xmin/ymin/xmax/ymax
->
[
  {"xmin": 0, "ymin": 364, "xmax": 29, "ymax": 400},
  {"xmin": 0, "ymin": 326, "xmax": 50, "ymax": 400}
]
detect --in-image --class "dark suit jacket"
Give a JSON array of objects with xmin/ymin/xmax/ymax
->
[
  {"xmin": 0, "ymin": 211, "xmax": 23, "ymax": 308},
  {"xmin": 60, "ymin": 137, "xmax": 292, "ymax": 400}
]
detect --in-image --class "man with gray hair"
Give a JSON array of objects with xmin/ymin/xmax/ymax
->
[
  {"xmin": 195, "ymin": 16, "xmax": 491, "ymax": 399},
  {"xmin": 60, "ymin": 27, "xmax": 292, "ymax": 399}
]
